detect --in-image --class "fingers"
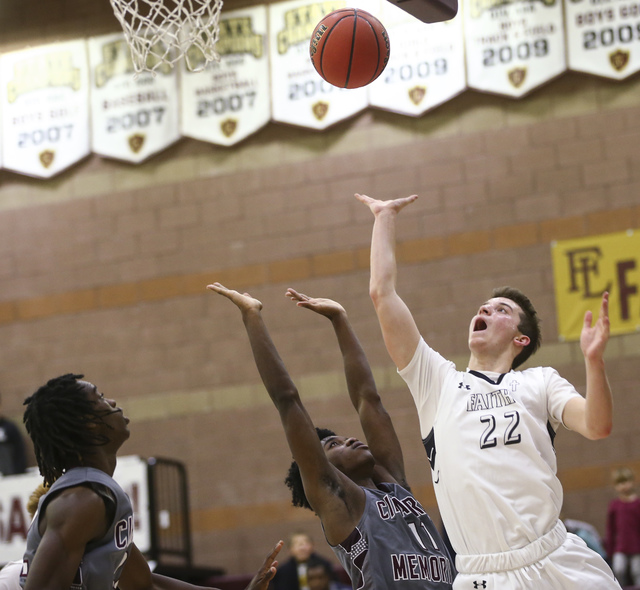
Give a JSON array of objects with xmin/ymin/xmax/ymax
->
[
  {"xmin": 207, "ymin": 282, "xmax": 239, "ymax": 300},
  {"xmin": 267, "ymin": 539, "xmax": 284, "ymax": 561},
  {"xmin": 285, "ymin": 288, "xmax": 306, "ymax": 302},
  {"xmin": 286, "ymin": 288, "xmax": 314, "ymax": 309},
  {"xmin": 207, "ymin": 282, "xmax": 227, "ymax": 295},
  {"xmin": 261, "ymin": 540, "xmax": 283, "ymax": 576},
  {"xmin": 583, "ymin": 309, "xmax": 593, "ymax": 329},
  {"xmin": 600, "ymin": 291, "xmax": 610, "ymax": 320}
]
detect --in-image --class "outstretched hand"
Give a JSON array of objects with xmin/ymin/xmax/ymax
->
[
  {"xmin": 580, "ymin": 292, "xmax": 610, "ymax": 363},
  {"xmin": 207, "ymin": 282, "xmax": 262, "ymax": 313},
  {"xmin": 244, "ymin": 540, "xmax": 284, "ymax": 590},
  {"xmin": 354, "ymin": 193, "xmax": 418, "ymax": 216},
  {"xmin": 286, "ymin": 288, "xmax": 346, "ymax": 319}
]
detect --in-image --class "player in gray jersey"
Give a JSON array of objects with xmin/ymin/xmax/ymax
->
[
  {"xmin": 209, "ymin": 283, "xmax": 454, "ymax": 590},
  {"xmin": 21, "ymin": 373, "xmax": 282, "ymax": 590},
  {"xmin": 357, "ymin": 192, "xmax": 620, "ymax": 589}
]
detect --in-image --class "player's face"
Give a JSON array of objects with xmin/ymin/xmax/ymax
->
[
  {"xmin": 322, "ymin": 435, "xmax": 374, "ymax": 477},
  {"xmin": 468, "ymin": 297, "xmax": 525, "ymax": 352},
  {"xmin": 80, "ymin": 381, "xmax": 131, "ymax": 445}
]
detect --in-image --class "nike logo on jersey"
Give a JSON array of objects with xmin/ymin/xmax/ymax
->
[{"xmin": 466, "ymin": 389, "xmax": 515, "ymax": 412}]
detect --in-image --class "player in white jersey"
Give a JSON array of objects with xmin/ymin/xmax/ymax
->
[{"xmin": 356, "ymin": 193, "xmax": 621, "ymax": 590}]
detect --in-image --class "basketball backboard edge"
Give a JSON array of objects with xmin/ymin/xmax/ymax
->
[{"xmin": 386, "ymin": 0, "xmax": 459, "ymax": 23}]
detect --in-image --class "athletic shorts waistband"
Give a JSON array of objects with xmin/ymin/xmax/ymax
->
[{"xmin": 456, "ymin": 520, "xmax": 567, "ymax": 575}]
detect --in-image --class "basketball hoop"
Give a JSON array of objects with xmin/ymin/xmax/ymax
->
[{"xmin": 109, "ymin": 0, "xmax": 224, "ymax": 74}]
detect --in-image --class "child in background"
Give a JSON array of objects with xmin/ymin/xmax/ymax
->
[{"xmin": 607, "ymin": 467, "xmax": 640, "ymax": 586}]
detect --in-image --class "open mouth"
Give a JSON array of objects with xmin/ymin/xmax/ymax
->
[{"xmin": 473, "ymin": 318, "xmax": 487, "ymax": 332}]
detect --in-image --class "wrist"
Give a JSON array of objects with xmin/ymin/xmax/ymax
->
[
  {"xmin": 584, "ymin": 355, "xmax": 605, "ymax": 370},
  {"xmin": 376, "ymin": 206, "xmax": 398, "ymax": 219},
  {"xmin": 330, "ymin": 310, "xmax": 348, "ymax": 324}
]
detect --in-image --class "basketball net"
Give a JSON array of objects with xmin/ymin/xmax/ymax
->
[{"xmin": 109, "ymin": 0, "xmax": 223, "ymax": 74}]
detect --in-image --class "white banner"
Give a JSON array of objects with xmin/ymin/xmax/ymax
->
[
  {"xmin": 0, "ymin": 456, "xmax": 150, "ymax": 565},
  {"xmin": 88, "ymin": 33, "xmax": 180, "ymax": 163},
  {"xmin": 463, "ymin": 0, "xmax": 566, "ymax": 97},
  {"xmin": 181, "ymin": 6, "xmax": 271, "ymax": 146},
  {"xmin": 368, "ymin": 3, "xmax": 466, "ymax": 115},
  {"xmin": 269, "ymin": 0, "xmax": 373, "ymax": 130},
  {"xmin": 565, "ymin": 0, "xmax": 640, "ymax": 79},
  {"xmin": 0, "ymin": 41, "xmax": 90, "ymax": 178}
]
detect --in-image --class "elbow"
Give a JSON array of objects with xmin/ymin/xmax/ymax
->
[
  {"xmin": 370, "ymin": 284, "xmax": 390, "ymax": 308},
  {"xmin": 273, "ymin": 386, "xmax": 301, "ymax": 408},
  {"xmin": 369, "ymin": 282, "xmax": 381, "ymax": 301},
  {"xmin": 586, "ymin": 422, "xmax": 613, "ymax": 441}
]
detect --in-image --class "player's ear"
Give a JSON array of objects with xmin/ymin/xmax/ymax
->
[{"xmin": 514, "ymin": 334, "xmax": 530, "ymax": 348}]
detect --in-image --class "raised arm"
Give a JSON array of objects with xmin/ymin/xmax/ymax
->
[
  {"xmin": 207, "ymin": 283, "xmax": 365, "ymax": 544},
  {"xmin": 286, "ymin": 289, "xmax": 407, "ymax": 487},
  {"xmin": 563, "ymin": 292, "xmax": 613, "ymax": 440},
  {"xmin": 355, "ymin": 194, "xmax": 422, "ymax": 371}
]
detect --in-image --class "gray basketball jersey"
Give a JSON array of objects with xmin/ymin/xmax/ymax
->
[
  {"xmin": 331, "ymin": 482, "xmax": 454, "ymax": 589},
  {"xmin": 21, "ymin": 467, "xmax": 134, "ymax": 590}
]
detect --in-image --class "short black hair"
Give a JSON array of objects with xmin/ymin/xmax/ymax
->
[
  {"xmin": 284, "ymin": 427, "xmax": 336, "ymax": 511},
  {"xmin": 23, "ymin": 374, "xmax": 114, "ymax": 486},
  {"xmin": 492, "ymin": 286, "xmax": 541, "ymax": 369},
  {"xmin": 306, "ymin": 556, "xmax": 334, "ymax": 578}
]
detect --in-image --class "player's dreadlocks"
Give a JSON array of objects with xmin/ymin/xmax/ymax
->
[
  {"xmin": 284, "ymin": 427, "xmax": 336, "ymax": 511},
  {"xmin": 23, "ymin": 373, "xmax": 114, "ymax": 486}
]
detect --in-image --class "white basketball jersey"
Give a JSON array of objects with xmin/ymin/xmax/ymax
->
[{"xmin": 399, "ymin": 338, "xmax": 582, "ymax": 558}]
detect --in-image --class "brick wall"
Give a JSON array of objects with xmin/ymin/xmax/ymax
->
[{"xmin": 1, "ymin": 0, "xmax": 639, "ymax": 577}]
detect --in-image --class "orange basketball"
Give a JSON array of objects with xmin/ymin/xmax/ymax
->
[{"xmin": 309, "ymin": 8, "xmax": 390, "ymax": 89}]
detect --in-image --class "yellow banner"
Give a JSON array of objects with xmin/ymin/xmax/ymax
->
[{"xmin": 551, "ymin": 230, "xmax": 640, "ymax": 341}]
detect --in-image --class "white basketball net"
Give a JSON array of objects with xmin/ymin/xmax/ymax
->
[{"xmin": 109, "ymin": 0, "xmax": 224, "ymax": 74}]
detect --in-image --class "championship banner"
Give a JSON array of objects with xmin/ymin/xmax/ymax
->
[
  {"xmin": 0, "ymin": 40, "xmax": 90, "ymax": 178},
  {"xmin": 565, "ymin": 0, "xmax": 640, "ymax": 79},
  {"xmin": 181, "ymin": 6, "xmax": 270, "ymax": 146},
  {"xmin": 0, "ymin": 456, "xmax": 150, "ymax": 564},
  {"xmin": 462, "ymin": 0, "xmax": 566, "ymax": 97},
  {"xmin": 269, "ymin": 0, "xmax": 372, "ymax": 130},
  {"xmin": 368, "ymin": 2, "xmax": 466, "ymax": 115},
  {"xmin": 551, "ymin": 230, "xmax": 640, "ymax": 341},
  {"xmin": 88, "ymin": 33, "xmax": 180, "ymax": 163}
]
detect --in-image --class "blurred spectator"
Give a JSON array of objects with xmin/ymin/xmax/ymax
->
[
  {"xmin": 606, "ymin": 467, "xmax": 640, "ymax": 586},
  {"xmin": 0, "ymin": 394, "xmax": 27, "ymax": 476},
  {"xmin": 563, "ymin": 517, "xmax": 608, "ymax": 560},
  {"xmin": 270, "ymin": 533, "xmax": 335, "ymax": 590},
  {"xmin": 306, "ymin": 557, "xmax": 349, "ymax": 590}
]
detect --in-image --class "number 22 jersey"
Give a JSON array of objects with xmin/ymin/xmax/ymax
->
[{"xmin": 399, "ymin": 338, "xmax": 582, "ymax": 558}]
